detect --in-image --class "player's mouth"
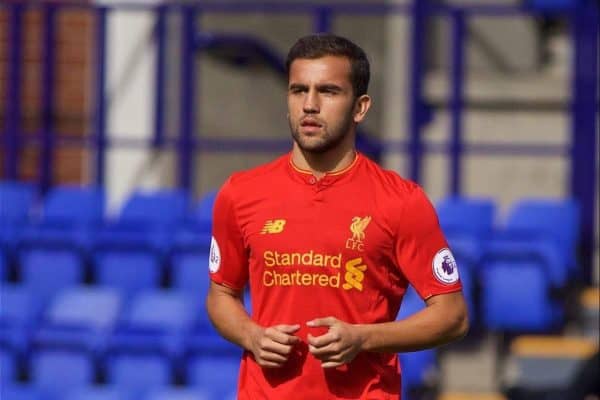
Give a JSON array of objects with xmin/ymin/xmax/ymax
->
[{"xmin": 300, "ymin": 118, "xmax": 323, "ymax": 133}]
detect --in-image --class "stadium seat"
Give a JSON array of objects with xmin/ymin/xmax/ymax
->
[
  {"xmin": 0, "ymin": 283, "xmax": 41, "ymax": 352},
  {"xmin": 1, "ymin": 384, "xmax": 45, "ymax": 400},
  {"xmin": 187, "ymin": 354, "xmax": 240, "ymax": 399},
  {"xmin": 0, "ymin": 181, "xmax": 36, "ymax": 249},
  {"xmin": 504, "ymin": 335, "xmax": 598, "ymax": 397},
  {"xmin": 110, "ymin": 289, "xmax": 199, "ymax": 357},
  {"xmin": 146, "ymin": 387, "xmax": 211, "ymax": 400},
  {"xmin": 34, "ymin": 286, "xmax": 122, "ymax": 352},
  {"xmin": 170, "ymin": 250, "xmax": 210, "ymax": 296},
  {"xmin": 94, "ymin": 189, "xmax": 189, "ymax": 254},
  {"xmin": 481, "ymin": 236, "xmax": 567, "ymax": 288},
  {"xmin": 105, "ymin": 353, "xmax": 171, "ymax": 395},
  {"xmin": 0, "ymin": 346, "xmax": 16, "ymax": 382},
  {"xmin": 119, "ymin": 189, "xmax": 188, "ymax": 227},
  {"xmin": 65, "ymin": 385, "xmax": 134, "ymax": 400},
  {"xmin": 93, "ymin": 250, "xmax": 161, "ymax": 297},
  {"xmin": 504, "ymin": 198, "xmax": 580, "ymax": 275},
  {"xmin": 480, "ymin": 260, "xmax": 561, "ymax": 332},
  {"xmin": 436, "ymin": 196, "xmax": 496, "ymax": 238},
  {"xmin": 19, "ymin": 185, "xmax": 105, "ymax": 250},
  {"xmin": 19, "ymin": 248, "xmax": 84, "ymax": 303},
  {"xmin": 30, "ymin": 348, "xmax": 95, "ymax": 398}
]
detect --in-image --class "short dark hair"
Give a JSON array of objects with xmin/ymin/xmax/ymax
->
[{"xmin": 285, "ymin": 34, "xmax": 370, "ymax": 97}]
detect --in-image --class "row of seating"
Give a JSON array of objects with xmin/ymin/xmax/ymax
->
[
  {"xmin": 1, "ymin": 347, "xmax": 239, "ymax": 400},
  {"xmin": 0, "ymin": 182, "xmax": 216, "ymax": 255},
  {"xmin": 1, "ymin": 181, "xmax": 583, "ymax": 335},
  {"xmin": 1, "ymin": 246, "xmax": 210, "ymax": 302}
]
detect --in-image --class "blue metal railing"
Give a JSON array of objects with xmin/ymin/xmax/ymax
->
[{"xmin": 0, "ymin": 1, "xmax": 598, "ymax": 278}]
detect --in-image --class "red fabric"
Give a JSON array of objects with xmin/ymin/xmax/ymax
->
[{"xmin": 210, "ymin": 152, "xmax": 462, "ymax": 400}]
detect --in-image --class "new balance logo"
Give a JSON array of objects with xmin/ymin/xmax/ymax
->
[{"xmin": 261, "ymin": 219, "xmax": 286, "ymax": 234}]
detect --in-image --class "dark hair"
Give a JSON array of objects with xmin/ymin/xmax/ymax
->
[{"xmin": 285, "ymin": 34, "xmax": 370, "ymax": 97}]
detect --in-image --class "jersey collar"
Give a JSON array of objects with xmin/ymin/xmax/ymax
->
[{"xmin": 287, "ymin": 151, "xmax": 362, "ymax": 186}]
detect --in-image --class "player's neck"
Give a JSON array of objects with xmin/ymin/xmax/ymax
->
[{"xmin": 291, "ymin": 143, "xmax": 357, "ymax": 179}]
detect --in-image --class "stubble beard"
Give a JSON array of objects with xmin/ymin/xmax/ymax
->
[{"xmin": 289, "ymin": 110, "xmax": 355, "ymax": 155}]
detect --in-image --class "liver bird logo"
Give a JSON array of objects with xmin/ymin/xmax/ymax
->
[{"xmin": 350, "ymin": 216, "xmax": 372, "ymax": 241}]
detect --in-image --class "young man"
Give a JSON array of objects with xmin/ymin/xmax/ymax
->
[{"xmin": 206, "ymin": 34, "xmax": 469, "ymax": 399}]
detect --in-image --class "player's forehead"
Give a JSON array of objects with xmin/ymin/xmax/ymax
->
[{"xmin": 288, "ymin": 56, "xmax": 352, "ymax": 88}]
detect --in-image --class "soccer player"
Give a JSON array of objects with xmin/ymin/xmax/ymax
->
[{"xmin": 206, "ymin": 34, "xmax": 469, "ymax": 399}]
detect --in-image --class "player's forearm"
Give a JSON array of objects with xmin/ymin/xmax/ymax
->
[
  {"xmin": 358, "ymin": 293, "xmax": 469, "ymax": 353},
  {"xmin": 206, "ymin": 287, "xmax": 260, "ymax": 352}
]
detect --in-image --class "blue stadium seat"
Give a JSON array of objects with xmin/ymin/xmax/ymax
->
[
  {"xmin": 482, "ymin": 236, "xmax": 567, "ymax": 288},
  {"xmin": 94, "ymin": 189, "xmax": 189, "ymax": 254},
  {"xmin": 1, "ymin": 384, "xmax": 45, "ymax": 400},
  {"xmin": 480, "ymin": 260, "xmax": 562, "ymax": 332},
  {"xmin": 19, "ymin": 185, "xmax": 105, "ymax": 250},
  {"xmin": 146, "ymin": 387, "xmax": 211, "ymax": 400},
  {"xmin": 170, "ymin": 251, "xmax": 210, "ymax": 297},
  {"xmin": 119, "ymin": 190, "xmax": 188, "ymax": 227},
  {"xmin": 105, "ymin": 353, "xmax": 171, "ymax": 396},
  {"xmin": 0, "ymin": 283, "xmax": 41, "ymax": 352},
  {"xmin": 34, "ymin": 286, "xmax": 122, "ymax": 352},
  {"xmin": 65, "ymin": 385, "xmax": 134, "ymax": 400},
  {"xmin": 30, "ymin": 348, "xmax": 95, "ymax": 399},
  {"xmin": 93, "ymin": 250, "xmax": 161, "ymax": 297},
  {"xmin": 0, "ymin": 181, "xmax": 36, "ymax": 249},
  {"xmin": 0, "ymin": 346, "xmax": 16, "ymax": 382},
  {"xmin": 187, "ymin": 355, "xmax": 240, "ymax": 399},
  {"xmin": 111, "ymin": 289, "xmax": 198, "ymax": 357},
  {"xmin": 436, "ymin": 196, "xmax": 496, "ymax": 238},
  {"xmin": 504, "ymin": 198, "xmax": 580, "ymax": 275},
  {"xmin": 19, "ymin": 248, "xmax": 84, "ymax": 303}
]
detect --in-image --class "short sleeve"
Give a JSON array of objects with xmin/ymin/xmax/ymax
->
[
  {"xmin": 209, "ymin": 177, "xmax": 249, "ymax": 290},
  {"xmin": 394, "ymin": 186, "xmax": 462, "ymax": 299}
]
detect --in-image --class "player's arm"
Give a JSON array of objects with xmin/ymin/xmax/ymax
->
[
  {"xmin": 206, "ymin": 281, "xmax": 300, "ymax": 368},
  {"xmin": 307, "ymin": 291, "xmax": 467, "ymax": 367},
  {"xmin": 206, "ymin": 179, "xmax": 299, "ymax": 368},
  {"xmin": 354, "ymin": 290, "xmax": 468, "ymax": 352}
]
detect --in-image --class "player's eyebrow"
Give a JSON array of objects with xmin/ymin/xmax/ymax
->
[
  {"xmin": 289, "ymin": 83, "xmax": 308, "ymax": 91},
  {"xmin": 316, "ymin": 84, "xmax": 343, "ymax": 93}
]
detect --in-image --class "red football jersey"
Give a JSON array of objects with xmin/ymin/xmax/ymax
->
[{"xmin": 209, "ymin": 152, "xmax": 462, "ymax": 400}]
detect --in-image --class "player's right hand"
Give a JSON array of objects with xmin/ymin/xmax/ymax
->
[{"xmin": 249, "ymin": 324, "xmax": 300, "ymax": 368}]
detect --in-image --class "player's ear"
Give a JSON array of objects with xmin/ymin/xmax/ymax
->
[{"xmin": 353, "ymin": 94, "xmax": 371, "ymax": 123}]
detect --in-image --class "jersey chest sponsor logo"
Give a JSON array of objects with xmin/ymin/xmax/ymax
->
[
  {"xmin": 261, "ymin": 219, "xmax": 286, "ymax": 234},
  {"xmin": 346, "ymin": 216, "xmax": 371, "ymax": 252},
  {"xmin": 262, "ymin": 255, "xmax": 367, "ymax": 291}
]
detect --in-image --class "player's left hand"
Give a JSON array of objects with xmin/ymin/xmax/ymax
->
[{"xmin": 306, "ymin": 317, "xmax": 364, "ymax": 368}]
